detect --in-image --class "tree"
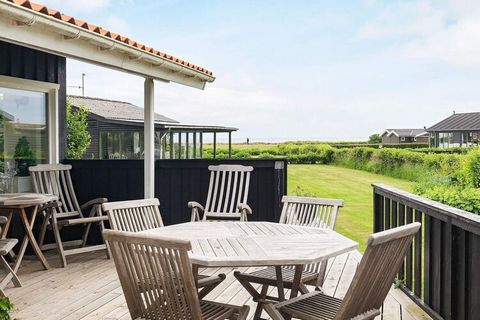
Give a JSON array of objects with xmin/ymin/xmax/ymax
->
[
  {"xmin": 66, "ymin": 99, "xmax": 91, "ymax": 159},
  {"xmin": 368, "ymin": 133, "xmax": 382, "ymax": 144}
]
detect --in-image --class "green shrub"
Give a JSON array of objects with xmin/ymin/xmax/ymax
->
[
  {"xmin": 417, "ymin": 185, "xmax": 480, "ymax": 214},
  {"xmin": 466, "ymin": 149, "xmax": 480, "ymax": 187},
  {"xmin": 0, "ymin": 297, "xmax": 14, "ymax": 320}
]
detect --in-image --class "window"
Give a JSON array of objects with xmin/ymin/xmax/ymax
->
[
  {"xmin": 400, "ymin": 137, "xmax": 406, "ymax": 142},
  {"xmin": 0, "ymin": 86, "xmax": 48, "ymax": 176},
  {"xmin": 413, "ymin": 137, "xmax": 417, "ymax": 142},
  {"xmin": 100, "ymin": 131, "xmax": 144, "ymax": 159}
]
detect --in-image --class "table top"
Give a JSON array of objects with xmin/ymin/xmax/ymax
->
[
  {"xmin": 140, "ymin": 222, "xmax": 358, "ymax": 267},
  {"xmin": 0, "ymin": 193, "xmax": 58, "ymax": 207}
]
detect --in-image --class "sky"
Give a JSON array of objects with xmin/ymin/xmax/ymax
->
[{"xmin": 41, "ymin": 0, "xmax": 480, "ymax": 142}]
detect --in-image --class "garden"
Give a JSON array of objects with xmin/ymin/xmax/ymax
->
[{"xmin": 206, "ymin": 142, "xmax": 480, "ymax": 215}]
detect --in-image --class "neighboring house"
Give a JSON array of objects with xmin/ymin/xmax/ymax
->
[
  {"xmin": 380, "ymin": 129, "xmax": 429, "ymax": 144},
  {"xmin": 427, "ymin": 112, "xmax": 480, "ymax": 148},
  {"xmin": 69, "ymin": 95, "xmax": 237, "ymax": 160}
]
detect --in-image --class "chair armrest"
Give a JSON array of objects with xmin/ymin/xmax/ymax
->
[
  {"xmin": 189, "ymin": 201, "xmax": 205, "ymax": 222},
  {"xmin": 80, "ymin": 198, "xmax": 108, "ymax": 211},
  {"xmin": 237, "ymin": 203, "xmax": 253, "ymax": 214},
  {"xmin": 188, "ymin": 201, "xmax": 205, "ymax": 211},
  {"xmin": 38, "ymin": 201, "xmax": 62, "ymax": 214},
  {"xmin": 0, "ymin": 216, "xmax": 7, "ymax": 225}
]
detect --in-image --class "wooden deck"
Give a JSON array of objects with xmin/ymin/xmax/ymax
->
[{"xmin": 5, "ymin": 251, "xmax": 431, "ymax": 320}]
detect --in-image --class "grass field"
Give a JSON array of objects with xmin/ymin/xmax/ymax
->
[{"xmin": 287, "ymin": 165, "xmax": 414, "ymax": 251}]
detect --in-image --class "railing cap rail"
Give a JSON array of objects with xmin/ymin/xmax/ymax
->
[{"xmin": 373, "ymin": 183, "xmax": 480, "ymax": 231}]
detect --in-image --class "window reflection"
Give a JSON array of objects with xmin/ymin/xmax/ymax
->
[{"xmin": 0, "ymin": 87, "xmax": 47, "ymax": 191}]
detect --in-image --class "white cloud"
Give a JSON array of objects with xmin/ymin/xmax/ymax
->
[{"xmin": 357, "ymin": 1, "xmax": 480, "ymax": 68}]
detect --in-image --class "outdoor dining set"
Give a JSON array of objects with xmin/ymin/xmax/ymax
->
[{"xmin": 0, "ymin": 163, "xmax": 420, "ymax": 320}]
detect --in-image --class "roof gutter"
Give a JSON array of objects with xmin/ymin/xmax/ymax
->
[{"xmin": 0, "ymin": 1, "xmax": 215, "ymax": 88}]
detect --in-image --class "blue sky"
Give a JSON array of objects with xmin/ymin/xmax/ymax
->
[{"xmin": 42, "ymin": 0, "xmax": 480, "ymax": 141}]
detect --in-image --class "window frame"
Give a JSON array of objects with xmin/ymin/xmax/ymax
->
[{"xmin": 0, "ymin": 75, "xmax": 59, "ymax": 164}]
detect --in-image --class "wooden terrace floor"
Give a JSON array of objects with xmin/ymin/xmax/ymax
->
[{"xmin": 6, "ymin": 251, "xmax": 431, "ymax": 319}]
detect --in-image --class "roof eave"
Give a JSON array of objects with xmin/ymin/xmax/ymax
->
[{"xmin": 0, "ymin": 1, "xmax": 215, "ymax": 89}]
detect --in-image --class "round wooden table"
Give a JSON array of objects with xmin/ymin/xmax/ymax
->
[
  {"xmin": 141, "ymin": 221, "xmax": 358, "ymax": 319},
  {"xmin": 0, "ymin": 193, "xmax": 58, "ymax": 283}
]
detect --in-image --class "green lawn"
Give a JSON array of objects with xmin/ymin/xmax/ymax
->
[{"xmin": 287, "ymin": 165, "xmax": 414, "ymax": 251}]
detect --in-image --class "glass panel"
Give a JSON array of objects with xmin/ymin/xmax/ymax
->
[
  {"xmin": 0, "ymin": 87, "xmax": 47, "ymax": 192},
  {"xmin": 99, "ymin": 131, "xmax": 144, "ymax": 159}
]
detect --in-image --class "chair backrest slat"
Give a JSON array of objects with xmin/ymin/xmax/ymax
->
[
  {"xmin": 104, "ymin": 230, "xmax": 203, "ymax": 320},
  {"xmin": 203, "ymin": 164, "xmax": 253, "ymax": 220},
  {"xmin": 335, "ymin": 223, "xmax": 421, "ymax": 319},
  {"xmin": 103, "ymin": 199, "xmax": 164, "ymax": 232},
  {"xmin": 279, "ymin": 196, "xmax": 343, "ymax": 229},
  {"xmin": 29, "ymin": 164, "xmax": 82, "ymax": 216},
  {"xmin": 279, "ymin": 196, "xmax": 343, "ymax": 274}
]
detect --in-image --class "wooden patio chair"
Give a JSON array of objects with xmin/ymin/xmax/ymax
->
[
  {"xmin": 29, "ymin": 164, "xmax": 109, "ymax": 267},
  {"xmin": 102, "ymin": 198, "xmax": 226, "ymax": 299},
  {"xmin": 104, "ymin": 229, "xmax": 250, "ymax": 320},
  {"xmin": 268, "ymin": 222, "xmax": 421, "ymax": 320},
  {"xmin": 234, "ymin": 196, "xmax": 343, "ymax": 317},
  {"xmin": 189, "ymin": 164, "xmax": 254, "ymax": 222},
  {"xmin": 0, "ymin": 216, "xmax": 21, "ymax": 296}
]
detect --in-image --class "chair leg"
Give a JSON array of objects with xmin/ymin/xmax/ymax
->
[
  {"xmin": 254, "ymin": 284, "xmax": 269, "ymax": 319},
  {"xmin": 99, "ymin": 219, "xmax": 111, "ymax": 259},
  {"xmin": 51, "ymin": 214, "xmax": 67, "ymax": 268},
  {"xmin": 38, "ymin": 212, "xmax": 50, "ymax": 248},
  {"xmin": 81, "ymin": 206, "xmax": 97, "ymax": 247},
  {"xmin": 0, "ymin": 256, "xmax": 20, "ymax": 288}
]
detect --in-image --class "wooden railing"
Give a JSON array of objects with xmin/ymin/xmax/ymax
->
[{"xmin": 373, "ymin": 183, "xmax": 480, "ymax": 320}]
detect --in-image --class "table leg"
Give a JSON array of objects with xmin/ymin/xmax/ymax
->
[
  {"xmin": 275, "ymin": 266, "xmax": 285, "ymax": 301},
  {"xmin": 16, "ymin": 206, "xmax": 50, "ymax": 271},
  {"xmin": 290, "ymin": 264, "xmax": 304, "ymax": 299}
]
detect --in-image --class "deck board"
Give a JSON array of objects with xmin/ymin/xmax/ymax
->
[{"xmin": 5, "ymin": 251, "xmax": 431, "ymax": 319}]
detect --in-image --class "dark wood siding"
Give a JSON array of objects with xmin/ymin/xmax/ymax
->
[
  {"xmin": 62, "ymin": 159, "xmax": 287, "ymax": 240},
  {"xmin": 0, "ymin": 41, "xmax": 67, "ymax": 160}
]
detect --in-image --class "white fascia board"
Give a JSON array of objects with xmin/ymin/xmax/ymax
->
[{"xmin": 0, "ymin": 2, "xmax": 215, "ymax": 89}]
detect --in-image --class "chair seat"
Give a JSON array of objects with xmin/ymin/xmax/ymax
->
[
  {"xmin": 247, "ymin": 266, "xmax": 319, "ymax": 284},
  {"xmin": 137, "ymin": 300, "xmax": 249, "ymax": 320},
  {"xmin": 0, "ymin": 239, "xmax": 18, "ymax": 255},
  {"xmin": 275, "ymin": 291, "xmax": 342, "ymax": 320},
  {"xmin": 201, "ymin": 300, "xmax": 249, "ymax": 319}
]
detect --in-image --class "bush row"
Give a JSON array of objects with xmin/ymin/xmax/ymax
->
[{"xmin": 204, "ymin": 143, "xmax": 480, "ymax": 214}]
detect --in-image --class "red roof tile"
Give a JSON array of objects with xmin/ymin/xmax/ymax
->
[{"xmin": 6, "ymin": 0, "xmax": 213, "ymax": 76}]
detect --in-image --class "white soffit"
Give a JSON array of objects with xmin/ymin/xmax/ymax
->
[{"xmin": 0, "ymin": 1, "xmax": 215, "ymax": 89}]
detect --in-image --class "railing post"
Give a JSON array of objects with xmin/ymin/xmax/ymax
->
[{"xmin": 373, "ymin": 187, "xmax": 384, "ymax": 232}]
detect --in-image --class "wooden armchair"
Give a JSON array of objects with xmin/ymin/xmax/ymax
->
[
  {"xmin": 189, "ymin": 164, "xmax": 254, "ymax": 222},
  {"xmin": 102, "ymin": 198, "xmax": 225, "ymax": 299},
  {"xmin": 0, "ymin": 216, "xmax": 21, "ymax": 296},
  {"xmin": 269, "ymin": 223, "xmax": 421, "ymax": 320},
  {"xmin": 104, "ymin": 229, "xmax": 249, "ymax": 320},
  {"xmin": 29, "ymin": 164, "xmax": 109, "ymax": 267},
  {"xmin": 234, "ymin": 196, "xmax": 343, "ymax": 317}
]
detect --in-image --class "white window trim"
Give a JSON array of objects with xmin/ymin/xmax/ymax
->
[
  {"xmin": 0, "ymin": 75, "xmax": 59, "ymax": 164},
  {"xmin": 400, "ymin": 137, "xmax": 406, "ymax": 142}
]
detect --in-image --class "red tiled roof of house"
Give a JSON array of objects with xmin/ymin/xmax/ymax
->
[{"xmin": 6, "ymin": 0, "xmax": 213, "ymax": 76}]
